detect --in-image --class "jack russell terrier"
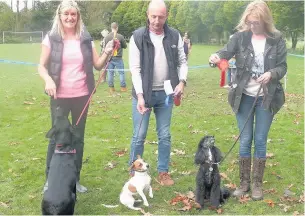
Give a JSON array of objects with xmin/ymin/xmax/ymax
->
[{"xmin": 119, "ymin": 155, "xmax": 153, "ymax": 210}]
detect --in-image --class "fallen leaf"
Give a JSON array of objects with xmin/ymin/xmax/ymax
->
[
  {"xmin": 239, "ymin": 195, "xmax": 251, "ymax": 204},
  {"xmin": 266, "ymin": 153, "xmax": 274, "ymax": 159},
  {"xmin": 114, "ymin": 148, "xmax": 127, "ymax": 157},
  {"xmin": 178, "ymin": 204, "xmax": 192, "ymax": 211},
  {"xmin": 280, "ymin": 196, "xmax": 298, "ymax": 203},
  {"xmin": 220, "ymin": 173, "xmax": 231, "ymax": 181},
  {"xmin": 0, "ymin": 201, "xmax": 10, "ymax": 208},
  {"xmin": 188, "ymin": 124, "xmax": 193, "ymax": 129},
  {"xmin": 29, "ymin": 195, "xmax": 36, "ymax": 199},
  {"xmin": 104, "ymin": 161, "xmax": 118, "ymax": 170},
  {"xmin": 271, "ymin": 172, "xmax": 283, "ymax": 180},
  {"xmin": 264, "ymin": 199, "xmax": 275, "ymax": 207},
  {"xmin": 267, "ymin": 162, "xmax": 279, "ymax": 167},
  {"xmin": 180, "ymin": 171, "xmax": 191, "ymax": 175},
  {"xmin": 8, "ymin": 141, "xmax": 21, "ymax": 146},
  {"xmin": 298, "ymin": 194, "xmax": 304, "ymax": 203},
  {"xmin": 140, "ymin": 208, "xmax": 153, "ymax": 216},
  {"xmin": 263, "ymin": 188, "xmax": 277, "ymax": 194},
  {"xmin": 153, "ymin": 187, "xmax": 160, "ymax": 191},
  {"xmin": 216, "ymin": 208, "xmax": 224, "ymax": 214},
  {"xmin": 224, "ymin": 183, "xmax": 236, "ymax": 190},
  {"xmin": 169, "ymin": 169, "xmax": 177, "ymax": 174},
  {"xmin": 288, "ymin": 184, "xmax": 294, "ymax": 189},
  {"xmin": 32, "ymin": 158, "xmax": 41, "ymax": 161},
  {"xmin": 186, "ymin": 191, "xmax": 195, "ymax": 200},
  {"xmin": 23, "ymin": 101, "xmax": 34, "ymax": 105},
  {"xmin": 293, "ymin": 211, "xmax": 300, "ymax": 216},
  {"xmin": 171, "ymin": 149, "xmax": 185, "ymax": 156},
  {"xmin": 278, "ymin": 203, "xmax": 291, "ymax": 212}
]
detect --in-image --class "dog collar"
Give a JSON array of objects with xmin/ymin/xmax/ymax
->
[{"xmin": 54, "ymin": 149, "xmax": 76, "ymax": 154}]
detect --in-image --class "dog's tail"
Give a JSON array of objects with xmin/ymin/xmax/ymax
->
[{"xmin": 221, "ymin": 187, "xmax": 231, "ymax": 200}]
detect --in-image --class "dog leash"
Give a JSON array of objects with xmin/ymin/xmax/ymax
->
[
  {"xmin": 130, "ymin": 109, "xmax": 151, "ymax": 163},
  {"xmin": 75, "ymin": 39, "xmax": 120, "ymax": 126},
  {"xmin": 213, "ymin": 84, "xmax": 263, "ymax": 165}
]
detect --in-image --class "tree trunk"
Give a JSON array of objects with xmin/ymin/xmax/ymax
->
[{"xmin": 290, "ymin": 31, "xmax": 298, "ymax": 50}]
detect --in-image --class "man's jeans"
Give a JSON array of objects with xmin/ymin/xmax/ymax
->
[
  {"xmin": 129, "ymin": 91, "xmax": 173, "ymax": 172},
  {"xmin": 107, "ymin": 58, "xmax": 126, "ymax": 88},
  {"xmin": 236, "ymin": 94, "xmax": 273, "ymax": 159}
]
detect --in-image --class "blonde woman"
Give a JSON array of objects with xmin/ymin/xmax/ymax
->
[
  {"xmin": 38, "ymin": 0, "xmax": 113, "ymax": 193},
  {"xmin": 209, "ymin": 0, "xmax": 287, "ymax": 200}
]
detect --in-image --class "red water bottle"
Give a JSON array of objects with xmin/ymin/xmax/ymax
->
[{"xmin": 174, "ymin": 94, "xmax": 181, "ymax": 106}]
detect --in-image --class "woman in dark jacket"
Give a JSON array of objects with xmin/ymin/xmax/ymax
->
[
  {"xmin": 38, "ymin": 0, "xmax": 113, "ymax": 193},
  {"xmin": 209, "ymin": 0, "xmax": 287, "ymax": 200}
]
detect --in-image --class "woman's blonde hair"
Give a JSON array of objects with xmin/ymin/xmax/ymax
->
[
  {"xmin": 236, "ymin": 0, "xmax": 279, "ymax": 34},
  {"xmin": 50, "ymin": 0, "xmax": 84, "ymax": 39}
]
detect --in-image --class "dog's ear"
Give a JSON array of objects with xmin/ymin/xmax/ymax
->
[
  {"xmin": 46, "ymin": 126, "xmax": 56, "ymax": 138},
  {"xmin": 213, "ymin": 146, "xmax": 223, "ymax": 163},
  {"xmin": 195, "ymin": 138, "xmax": 206, "ymax": 165}
]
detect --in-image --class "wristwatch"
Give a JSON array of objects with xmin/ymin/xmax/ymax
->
[{"xmin": 179, "ymin": 79, "xmax": 187, "ymax": 85}]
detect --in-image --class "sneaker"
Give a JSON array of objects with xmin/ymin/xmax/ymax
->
[
  {"xmin": 121, "ymin": 87, "xmax": 127, "ymax": 92},
  {"xmin": 76, "ymin": 181, "xmax": 87, "ymax": 193},
  {"xmin": 109, "ymin": 87, "xmax": 115, "ymax": 93},
  {"xmin": 158, "ymin": 172, "xmax": 174, "ymax": 186}
]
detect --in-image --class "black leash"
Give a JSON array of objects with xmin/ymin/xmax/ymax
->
[{"xmin": 217, "ymin": 84, "xmax": 263, "ymax": 165}]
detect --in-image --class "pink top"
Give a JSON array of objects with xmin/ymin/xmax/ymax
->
[{"xmin": 42, "ymin": 35, "xmax": 89, "ymax": 98}]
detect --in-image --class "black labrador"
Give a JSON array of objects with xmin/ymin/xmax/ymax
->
[{"xmin": 42, "ymin": 107, "xmax": 79, "ymax": 215}]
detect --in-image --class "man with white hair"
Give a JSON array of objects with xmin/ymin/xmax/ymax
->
[{"xmin": 128, "ymin": 0, "xmax": 188, "ymax": 186}]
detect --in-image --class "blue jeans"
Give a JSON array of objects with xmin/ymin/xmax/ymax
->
[
  {"xmin": 107, "ymin": 58, "xmax": 126, "ymax": 88},
  {"xmin": 129, "ymin": 91, "xmax": 173, "ymax": 172},
  {"xmin": 236, "ymin": 94, "xmax": 274, "ymax": 159}
]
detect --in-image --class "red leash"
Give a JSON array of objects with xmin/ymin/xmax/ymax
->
[{"xmin": 75, "ymin": 39, "xmax": 120, "ymax": 126}]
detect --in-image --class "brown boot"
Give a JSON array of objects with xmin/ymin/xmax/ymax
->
[
  {"xmin": 109, "ymin": 87, "xmax": 115, "ymax": 93},
  {"xmin": 158, "ymin": 172, "xmax": 174, "ymax": 186},
  {"xmin": 252, "ymin": 158, "xmax": 266, "ymax": 200},
  {"xmin": 233, "ymin": 157, "xmax": 251, "ymax": 197},
  {"xmin": 120, "ymin": 87, "xmax": 127, "ymax": 92}
]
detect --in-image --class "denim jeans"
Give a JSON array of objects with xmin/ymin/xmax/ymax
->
[
  {"xmin": 129, "ymin": 91, "xmax": 173, "ymax": 172},
  {"xmin": 46, "ymin": 95, "xmax": 89, "ymax": 181},
  {"xmin": 236, "ymin": 94, "xmax": 274, "ymax": 159},
  {"xmin": 107, "ymin": 58, "xmax": 126, "ymax": 88}
]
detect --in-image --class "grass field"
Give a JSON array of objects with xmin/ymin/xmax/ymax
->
[{"xmin": 0, "ymin": 42, "xmax": 304, "ymax": 215}]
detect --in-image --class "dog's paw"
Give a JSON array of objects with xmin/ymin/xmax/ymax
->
[
  {"xmin": 143, "ymin": 202, "xmax": 149, "ymax": 207},
  {"xmin": 149, "ymin": 193, "xmax": 153, "ymax": 198}
]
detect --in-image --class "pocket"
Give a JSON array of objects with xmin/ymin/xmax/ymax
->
[
  {"xmin": 268, "ymin": 54, "xmax": 277, "ymax": 68},
  {"xmin": 228, "ymin": 87, "xmax": 236, "ymax": 109},
  {"xmin": 270, "ymin": 82, "xmax": 285, "ymax": 114}
]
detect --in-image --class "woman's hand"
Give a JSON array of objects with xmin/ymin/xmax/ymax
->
[
  {"xmin": 209, "ymin": 53, "xmax": 221, "ymax": 64},
  {"xmin": 257, "ymin": 72, "xmax": 272, "ymax": 84},
  {"xmin": 45, "ymin": 78, "xmax": 57, "ymax": 99}
]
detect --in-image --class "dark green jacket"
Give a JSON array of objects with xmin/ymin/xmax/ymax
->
[
  {"xmin": 48, "ymin": 29, "xmax": 95, "ymax": 94},
  {"xmin": 216, "ymin": 31, "xmax": 287, "ymax": 114},
  {"xmin": 104, "ymin": 32, "xmax": 127, "ymax": 58}
]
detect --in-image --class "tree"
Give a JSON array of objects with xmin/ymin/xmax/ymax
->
[
  {"xmin": 269, "ymin": 1, "xmax": 304, "ymax": 50},
  {"xmin": 0, "ymin": 2, "xmax": 15, "ymax": 35}
]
